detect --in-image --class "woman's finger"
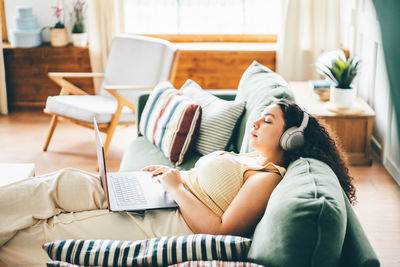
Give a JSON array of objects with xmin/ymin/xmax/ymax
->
[
  {"xmin": 141, "ymin": 165, "xmax": 159, "ymax": 172},
  {"xmin": 152, "ymin": 166, "xmax": 170, "ymax": 175}
]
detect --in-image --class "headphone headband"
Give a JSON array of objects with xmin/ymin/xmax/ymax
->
[{"xmin": 298, "ymin": 108, "xmax": 309, "ymax": 131}]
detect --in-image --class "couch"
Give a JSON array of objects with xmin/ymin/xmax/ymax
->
[
  {"xmin": 31, "ymin": 62, "xmax": 379, "ymax": 267},
  {"xmin": 117, "ymin": 62, "xmax": 380, "ymax": 267}
]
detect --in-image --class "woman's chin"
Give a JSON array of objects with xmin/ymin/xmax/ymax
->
[{"xmin": 249, "ymin": 140, "xmax": 257, "ymax": 149}]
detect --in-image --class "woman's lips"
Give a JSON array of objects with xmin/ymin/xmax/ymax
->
[{"xmin": 251, "ymin": 132, "xmax": 257, "ymax": 138}]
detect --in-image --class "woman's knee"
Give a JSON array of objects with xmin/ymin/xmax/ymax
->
[{"xmin": 51, "ymin": 168, "xmax": 107, "ymax": 211}]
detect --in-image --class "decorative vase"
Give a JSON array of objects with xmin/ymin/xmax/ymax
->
[
  {"xmin": 50, "ymin": 28, "xmax": 69, "ymax": 47},
  {"xmin": 71, "ymin": 32, "xmax": 88, "ymax": 47},
  {"xmin": 330, "ymin": 85, "xmax": 357, "ymax": 109}
]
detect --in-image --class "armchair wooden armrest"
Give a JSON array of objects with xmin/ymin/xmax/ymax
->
[
  {"xmin": 103, "ymin": 85, "xmax": 153, "ymax": 112},
  {"xmin": 48, "ymin": 72, "xmax": 104, "ymax": 96},
  {"xmin": 100, "ymin": 85, "xmax": 154, "ymax": 151}
]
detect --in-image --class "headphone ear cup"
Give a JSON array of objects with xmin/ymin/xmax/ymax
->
[
  {"xmin": 280, "ymin": 127, "xmax": 297, "ymax": 151},
  {"xmin": 280, "ymin": 109, "xmax": 309, "ymax": 151},
  {"xmin": 280, "ymin": 127, "xmax": 305, "ymax": 151},
  {"xmin": 286, "ymin": 132, "xmax": 305, "ymax": 150}
]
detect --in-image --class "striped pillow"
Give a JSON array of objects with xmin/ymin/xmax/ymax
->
[
  {"xmin": 42, "ymin": 235, "xmax": 251, "ymax": 267},
  {"xmin": 180, "ymin": 80, "xmax": 245, "ymax": 155},
  {"xmin": 46, "ymin": 261, "xmax": 88, "ymax": 267},
  {"xmin": 169, "ymin": 260, "xmax": 265, "ymax": 267},
  {"xmin": 139, "ymin": 81, "xmax": 202, "ymax": 165}
]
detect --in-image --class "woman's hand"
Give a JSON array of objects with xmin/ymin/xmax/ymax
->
[
  {"xmin": 142, "ymin": 165, "xmax": 183, "ymax": 194},
  {"xmin": 141, "ymin": 165, "xmax": 171, "ymax": 175},
  {"xmin": 159, "ymin": 169, "xmax": 184, "ymax": 195}
]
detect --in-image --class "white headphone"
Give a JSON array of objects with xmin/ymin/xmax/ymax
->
[{"xmin": 280, "ymin": 108, "xmax": 309, "ymax": 151}]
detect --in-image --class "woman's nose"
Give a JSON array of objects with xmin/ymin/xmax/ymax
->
[{"xmin": 252, "ymin": 120, "xmax": 259, "ymax": 129}]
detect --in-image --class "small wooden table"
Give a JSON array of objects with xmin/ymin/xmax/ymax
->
[{"xmin": 289, "ymin": 82, "xmax": 376, "ymax": 166}]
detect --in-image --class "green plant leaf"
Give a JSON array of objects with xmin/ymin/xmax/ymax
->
[
  {"xmin": 314, "ymin": 55, "xmax": 361, "ymax": 89},
  {"xmin": 54, "ymin": 22, "xmax": 65, "ymax": 29},
  {"xmin": 336, "ymin": 58, "xmax": 346, "ymax": 69},
  {"xmin": 72, "ymin": 20, "xmax": 85, "ymax": 33}
]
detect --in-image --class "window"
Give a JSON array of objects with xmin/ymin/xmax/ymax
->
[{"xmin": 123, "ymin": 0, "xmax": 281, "ymax": 40}]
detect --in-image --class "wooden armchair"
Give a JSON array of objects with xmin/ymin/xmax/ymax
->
[{"xmin": 43, "ymin": 35, "xmax": 178, "ymax": 156}]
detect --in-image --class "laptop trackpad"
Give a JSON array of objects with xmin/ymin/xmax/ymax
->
[{"xmin": 143, "ymin": 174, "xmax": 178, "ymax": 207}]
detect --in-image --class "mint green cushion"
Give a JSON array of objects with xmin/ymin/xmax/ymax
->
[
  {"xmin": 247, "ymin": 158, "xmax": 346, "ymax": 267},
  {"xmin": 119, "ymin": 136, "xmax": 202, "ymax": 172},
  {"xmin": 234, "ymin": 61, "xmax": 295, "ymax": 153}
]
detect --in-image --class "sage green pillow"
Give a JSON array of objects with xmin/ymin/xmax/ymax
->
[
  {"xmin": 234, "ymin": 61, "xmax": 295, "ymax": 153},
  {"xmin": 247, "ymin": 158, "xmax": 347, "ymax": 267}
]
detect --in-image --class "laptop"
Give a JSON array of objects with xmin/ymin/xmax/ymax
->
[{"xmin": 93, "ymin": 118, "xmax": 178, "ymax": 212}]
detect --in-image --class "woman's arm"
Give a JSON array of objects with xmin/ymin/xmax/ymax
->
[{"xmin": 158, "ymin": 168, "xmax": 282, "ymax": 237}]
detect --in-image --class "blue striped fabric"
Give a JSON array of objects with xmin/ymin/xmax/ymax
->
[
  {"xmin": 46, "ymin": 260, "xmax": 86, "ymax": 267},
  {"xmin": 42, "ymin": 235, "xmax": 251, "ymax": 267},
  {"xmin": 143, "ymin": 85, "xmax": 174, "ymax": 137},
  {"xmin": 168, "ymin": 260, "xmax": 266, "ymax": 267},
  {"xmin": 156, "ymin": 97, "xmax": 187, "ymax": 148}
]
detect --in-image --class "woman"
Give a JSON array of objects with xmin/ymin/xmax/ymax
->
[
  {"xmin": 141, "ymin": 98, "xmax": 356, "ymax": 237},
  {"xmin": 0, "ymin": 99, "xmax": 356, "ymax": 265}
]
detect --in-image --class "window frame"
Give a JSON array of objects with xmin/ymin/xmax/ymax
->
[{"xmin": 141, "ymin": 34, "xmax": 277, "ymax": 43}]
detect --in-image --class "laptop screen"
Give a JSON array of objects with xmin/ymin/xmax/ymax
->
[{"xmin": 93, "ymin": 118, "xmax": 110, "ymax": 209}]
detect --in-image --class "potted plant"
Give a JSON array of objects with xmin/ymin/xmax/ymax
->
[
  {"xmin": 50, "ymin": 5, "xmax": 69, "ymax": 47},
  {"xmin": 316, "ymin": 56, "xmax": 361, "ymax": 109},
  {"xmin": 71, "ymin": 0, "xmax": 87, "ymax": 47}
]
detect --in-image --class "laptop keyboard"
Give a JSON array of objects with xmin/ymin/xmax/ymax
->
[{"xmin": 109, "ymin": 174, "xmax": 147, "ymax": 206}]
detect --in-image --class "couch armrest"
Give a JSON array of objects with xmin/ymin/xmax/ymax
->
[
  {"xmin": 136, "ymin": 91, "xmax": 151, "ymax": 136},
  {"xmin": 136, "ymin": 90, "xmax": 237, "ymax": 136}
]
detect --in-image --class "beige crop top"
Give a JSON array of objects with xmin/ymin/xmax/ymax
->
[{"xmin": 181, "ymin": 151, "xmax": 286, "ymax": 217}]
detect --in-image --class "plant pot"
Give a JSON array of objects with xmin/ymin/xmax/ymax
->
[
  {"xmin": 330, "ymin": 85, "xmax": 357, "ymax": 109},
  {"xmin": 71, "ymin": 32, "xmax": 88, "ymax": 47},
  {"xmin": 50, "ymin": 28, "xmax": 69, "ymax": 47}
]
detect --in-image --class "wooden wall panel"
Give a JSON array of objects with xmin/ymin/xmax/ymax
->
[
  {"xmin": 3, "ymin": 44, "xmax": 276, "ymax": 109},
  {"xmin": 173, "ymin": 50, "xmax": 276, "ymax": 89},
  {"xmin": 3, "ymin": 44, "xmax": 94, "ymax": 109}
]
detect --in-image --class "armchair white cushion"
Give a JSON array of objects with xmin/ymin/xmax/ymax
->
[{"xmin": 46, "ymin": 95, "xmax": 135, "ymax": 124}]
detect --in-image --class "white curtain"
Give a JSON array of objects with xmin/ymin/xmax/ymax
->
[
  {"xmin": 0, "ymin": 20, "xmax": 8, "ymax": 115},
  {"xmin": 88, "ymin": 0, "xmax": 124, "ymax": 93},
  {"xmin": 277, "ymin": 0, "xmax": 341, "ymax": 81}
]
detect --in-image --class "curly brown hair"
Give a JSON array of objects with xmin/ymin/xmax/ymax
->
[{"xmin": 275, "ymin": 99, "xmax": 357, "ymax": 205}]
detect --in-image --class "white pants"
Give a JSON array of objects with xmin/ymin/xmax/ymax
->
[{"xmin": 0, "ymin": 168, "xmax": 193, "ymax": 266}]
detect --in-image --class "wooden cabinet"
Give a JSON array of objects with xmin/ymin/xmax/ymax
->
[
  {"xmin": 289, "ymin": 81, "xmax": 376, "ymax": 166},
  {"xmin": 3, "ymin": 43, "xmax": 93, "ymax": 110}
]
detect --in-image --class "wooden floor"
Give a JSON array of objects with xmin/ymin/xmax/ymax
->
[
  {"xmin": 1, "ymin": 110, "xmax": 399, "ymax": 267},
  {"xmin": 0, "ymin": 110, "xmax": 136, "ymax": 175}
]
